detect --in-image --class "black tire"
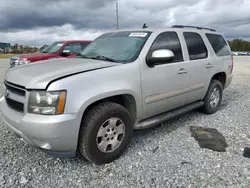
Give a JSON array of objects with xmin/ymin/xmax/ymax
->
[
  {"xmin": 200, "ymin": 80, "xmax": 223, "ymax": 114},
  {"xmin": 78, "ymin": 102, "xmax": 133, "ymax": 165}
]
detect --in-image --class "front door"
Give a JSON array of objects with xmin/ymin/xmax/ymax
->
[{"xmin": 140, "ymin": 31, "xmax": 191, "ymax": 119}]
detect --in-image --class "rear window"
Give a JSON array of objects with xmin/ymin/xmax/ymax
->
[{"xmin": 206, "ymin": 34, "xmax": 231, "ymax": 56}]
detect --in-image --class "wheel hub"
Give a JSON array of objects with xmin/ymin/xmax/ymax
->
[
  {"xmin": 96, "ymin": 117, "xmax": 125, "ymax": 153},
  {"xmin": 210, "ymin": 87, "xmax": 220, "ymax": 108},
  {"xmin": 104, "ymin": 126, "xmax": 117, "ymax": 141}
]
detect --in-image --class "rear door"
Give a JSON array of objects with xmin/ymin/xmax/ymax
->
[
  {"xmin": 182, "ymin": 32, "xmax": 213, "ymax": 103},
  {"xmin": 205, "ymin": 33, "xmax": 233, "ymax": 81}
]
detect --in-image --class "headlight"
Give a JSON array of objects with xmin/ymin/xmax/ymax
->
[
  {"xmin": 18, "ymin": 58, "xmax": 30, "ymax": 65},
  {"xmin": 28, "ymin": 90, "xmax": 66, "ymax": 115}
]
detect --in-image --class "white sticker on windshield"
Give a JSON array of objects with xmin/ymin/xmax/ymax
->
[
  {"xmin": 57, "ymin": 43, "xmax": 63, "ymax": 46},
  {"xmin": 129, "ymin": 32, "xmax": 148, "ymax": 37}
]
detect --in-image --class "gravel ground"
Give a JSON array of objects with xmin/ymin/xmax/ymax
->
[{"xmin": 1, "ymin": 57, "xmax": 250, "ymax": 188}]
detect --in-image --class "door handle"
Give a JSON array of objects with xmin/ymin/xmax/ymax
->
[
  {"xmin": 177, "ymin": 68, "xmax": 188, "ymax": 74},
  {"xmin": 206, "ymin": 63, "xmax": 213, "ymax": 68}
]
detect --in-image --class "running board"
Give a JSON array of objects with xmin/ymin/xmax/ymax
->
[{"xmin": 134, "ymin": 101, "xmax": 204, "ymax": 129}]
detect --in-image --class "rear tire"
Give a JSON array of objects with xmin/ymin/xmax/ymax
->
[
  {"xmin": 78, "ymin": 102, "xmax": 133, "ymax": 165},
  {"xmin": 200, "ymin": 80, "xmax": 223, "ymax": 114}
]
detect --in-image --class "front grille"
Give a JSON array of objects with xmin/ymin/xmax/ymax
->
[
  {"xmin": 4, "ymin": 81, "xmax": 26, "ymax": 113},
  {"xmin": 5, "ymin": 97, "xmax": 24, "ymax": 112},
  {"xmin": 10, "ymin": 58, "xmax": 19, "ymax": 66},
  {"xmin": 4, "ymin": 81, "xmax": 26, "ymax": 96}
]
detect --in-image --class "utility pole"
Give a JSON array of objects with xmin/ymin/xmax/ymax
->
[{"xmin": 115, "ymin": 1, "xmax": 119, "ymax": 30}]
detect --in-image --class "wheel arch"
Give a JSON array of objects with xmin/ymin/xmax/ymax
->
[
  {"xmin": 77, "ymin": 91, "xmax": 138, "ymax": 125},
  {"xmin": 76, "ymin": 93, "xmax": 137, "ymax": 152},
  {"xmin": 210, "ymin": 72, "xmax": 227, "ymax": 88},
  {"xmin": 83, "ymin": 94, "xmax": 137, "ymax": 122}
]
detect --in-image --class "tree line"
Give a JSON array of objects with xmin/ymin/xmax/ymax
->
[
  {"xmin": 10, "ymin": 44, "xmax": 49, "ymax": 54},
  {"xmin": 7, "ymin": 39, "xmax": 250, "ymax": 54},
  {"xmin": 228, "ymin": 39, "xmax": 250, "ymax": 52}
]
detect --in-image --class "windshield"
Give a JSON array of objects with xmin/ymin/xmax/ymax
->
[
  {"xmin": 41, "ymin": 42, "xmax": 64, "ymax": 53},
  {"xmin": 80, "ymin": 31, "xmax": 151, "ymax": 63}
]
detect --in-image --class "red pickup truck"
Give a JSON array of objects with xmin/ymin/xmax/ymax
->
[{"xmin": 9, "ymin": 40, "xmax": 92, "ymax": 68}]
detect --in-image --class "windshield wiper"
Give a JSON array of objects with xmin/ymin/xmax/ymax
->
[
  {"xmin": 77, "ymin": 54, "xmax": 89, "ymax": 58},
  {"xmin": 79, "ymin": 54, "xmax": 117, "ymax": 62},
  {"xmin": 91, "ymin": 55, "xmax": 117, "ymax": 62}
]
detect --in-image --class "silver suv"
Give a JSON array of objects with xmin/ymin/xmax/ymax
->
[{"xmin": 0, "ymin": 25, "xmax": 233, "ymax": 164}]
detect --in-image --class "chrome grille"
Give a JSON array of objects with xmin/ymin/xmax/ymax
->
[
  {"xmin": 9, "ymin": 58, "xmax": 19, "ymax": 68},
  {"xmin": 4, "ymin": 81, "xmax": 26, "ymax": 113},
  {"xmin": 5, "ymin": 97, "xmax": 24, "ymax": 112},
  {"xmin": 4, "ymin": 81, "xmax": 25, "ymax": 96}
]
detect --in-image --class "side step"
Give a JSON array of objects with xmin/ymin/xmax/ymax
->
[{"xmin": 134, "ymin": 101, "xmax": 204, "ymax": 129}]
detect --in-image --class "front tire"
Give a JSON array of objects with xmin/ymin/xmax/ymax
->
[
  {"xmin": 78, "ymin": 102, "xmax": 133, "ymax": 165},
  {"xmin": 200, "ymin": 80, "xmax": 223, "ymax": 114}
]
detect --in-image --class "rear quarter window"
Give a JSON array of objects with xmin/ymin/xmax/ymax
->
[{"xmin": 205, "ymin": 34, "xmax": 231, "ymax": 56}]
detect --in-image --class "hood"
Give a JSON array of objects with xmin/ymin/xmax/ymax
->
[
  {"xmin": 13, "ymin": 53, "xmax": 57, "ymax": 61},
  {"xmin": 5, "ymin": 58, "xmax": 119, "ymax": 89}
]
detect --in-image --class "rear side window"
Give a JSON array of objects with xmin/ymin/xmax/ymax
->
[
  {"xmin": 184, "ymin": 32, "xmax": 208, "ymax": 60},
  {"xmin": 63, "ymin": 43, "xmax": 82, "ymax": 54},
  {"xmin": 206, "ymin": 34, "xmax": 231, "ymax": 56},
  {"xmin": 149, "ymin": 32, "xmax": 183, "ymax": 62},
  {"xmin": 81, "ymin": 42, "xmax": 91, "ymax": 50}
]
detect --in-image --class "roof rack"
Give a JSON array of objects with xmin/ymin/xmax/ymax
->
[{"xmin": 172, "ymin": 25, "xmax": 216, "ymax": 32}]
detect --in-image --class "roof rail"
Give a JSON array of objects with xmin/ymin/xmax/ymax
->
[{"xmin": 172, "ymin": 25, "xmax": 216, "ymax": 32}]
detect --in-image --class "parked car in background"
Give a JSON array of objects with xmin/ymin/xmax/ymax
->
[
  {"xmin": 232, "ymin": 51, "xmax": 250, "ymax": 56},
  {"xmin": 9, "ymin": 40, "xmax": 92, "ymax": 68},
  {"xmin": 0, "ymin": 25, "xmax": 233, "ymax": 164},
  {"xmin": 231, "ymin": 51, "xmax": 239, "ymax": 56},
  {"xmin": 241, "ymin": 51, "xmax": 250, "ymax": 56}
]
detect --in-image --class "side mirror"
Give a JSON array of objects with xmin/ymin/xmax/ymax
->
[
  {"xmin": 61, "ymin": 49, "xmax": 71, "ymax": 56},
  {"xmin": 146, "ymin": 49, "xmax": 174, "ymax": 67}
]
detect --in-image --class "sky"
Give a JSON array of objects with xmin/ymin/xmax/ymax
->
[{"xmin": 0, "ymin": 0, "xmax": 249, "ymax": 46}]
